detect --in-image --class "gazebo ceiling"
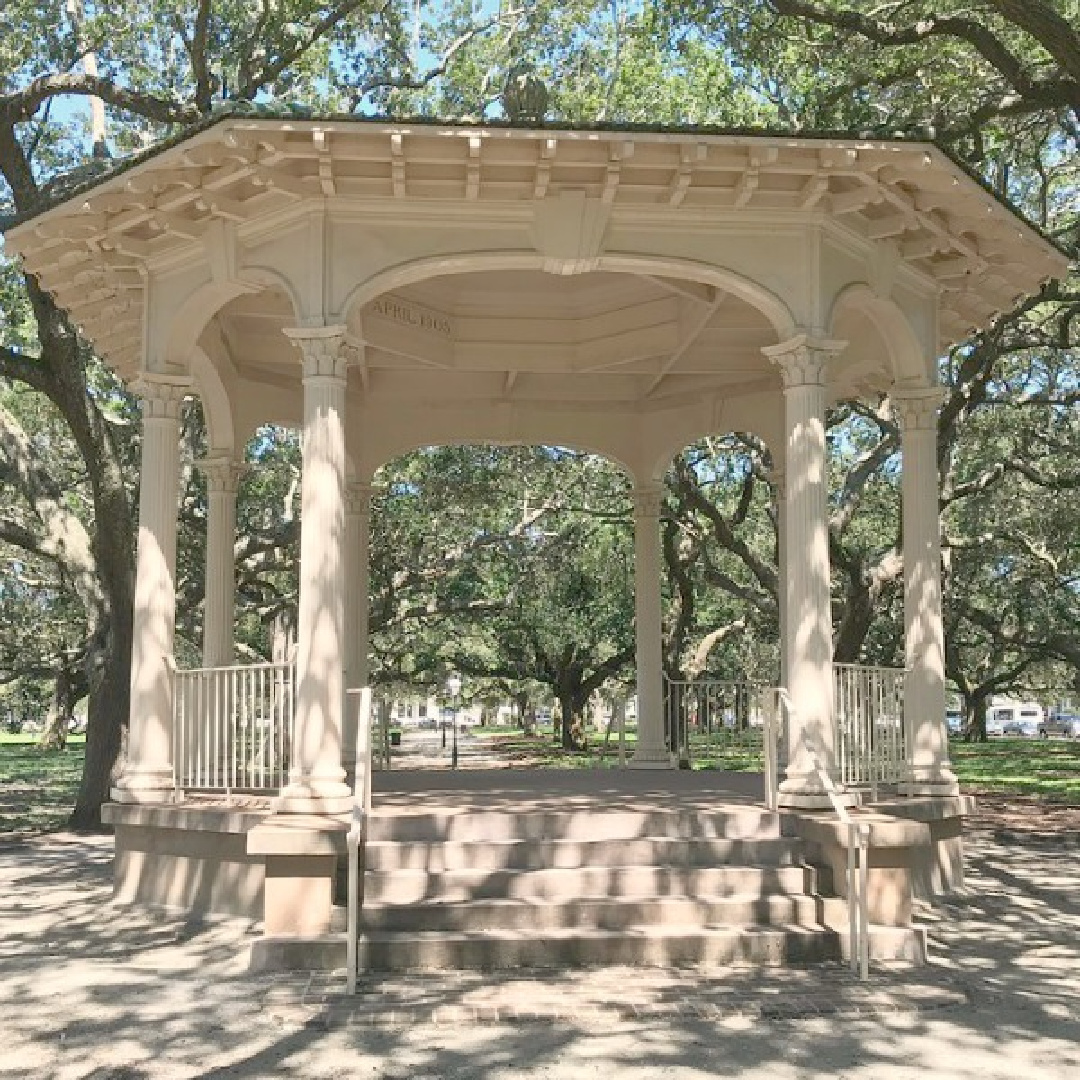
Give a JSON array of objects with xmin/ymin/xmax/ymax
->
[
  {"xmin": 4, "ymin": 116, "xmax": 1069, "ymax": 391},
  {"xmin": 217, "ymin": 269, "xmax": 780, "ymax": 407}
]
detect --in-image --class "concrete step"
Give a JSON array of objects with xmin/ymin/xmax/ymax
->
[
  {"xmin": 250, "ymin": 924, "xmax": 926, "ymax": 973},
  {"xmin": 366, "ymin": 807, "xmax": 781, "ymax": 845},
  {"xmin": 353, "ymin": 893, "xmax": 848, "ymax": 933},
  {"xmin": 362, "ymin": 835, "xmax": 801, "ymax": 873},
  {"xmin": 363, "ymin": 863, "xmax": 818, "ymax": 905}
]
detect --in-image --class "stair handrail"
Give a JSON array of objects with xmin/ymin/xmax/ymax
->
[
  {"xmin": 345, "ymin": 686, "xmax": 374, "ymax": 995},
  {"xmin": 775, "ymin": 687, "xmax": 870, "ymax": 980},
  {"xmin": 810, "ymin": 755, "xmax": 871, "ymax": 981}
]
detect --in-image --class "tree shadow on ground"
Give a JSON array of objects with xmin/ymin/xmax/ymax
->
[{"xmin": 1, "ymin": 827, "xmax": 1078, "ymax": 1079}]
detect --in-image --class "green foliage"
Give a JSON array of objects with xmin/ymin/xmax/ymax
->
[{"xmin": 0, "ymin": 0, "xmax": 1078, "ymax": 820}]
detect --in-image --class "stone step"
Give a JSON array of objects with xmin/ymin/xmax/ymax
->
[
  {"xmin": 363, "ymin": 863, "xmax": 818, "ymax": 905},
  {"xmin": 366, "ymin": 807, "xmax": 780, "ymax": 845},
  {"xmin": 351, "ymin": 893, "xmax": 848, "ymax": 933},
  {"xmin": 362, "ymin": 835, "xmax": 801, "ymax": 873},
  {"xmin": 250, "ymin": 924, "xmax": 926, "ymax": 973}
]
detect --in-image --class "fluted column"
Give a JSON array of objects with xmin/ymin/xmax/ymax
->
[
  {"xmin": 276, "ymin": 325, "xmax": 352, "ymax": 813},
  {"xmin": 198, "ymin": 457, "xmax": 244, "ymax": 668},
  {"xmin": 895, "ymin": 388, "xmax": 959, "ymax": 795},
  {"xmin": 771, "ymin": 468, "xmax": 789, "ymax": 691},
  {"xmin": 763, "ymin": 335, "xmax": 843, "ymax": 808},
  {"xmin": 630, "ymin": 484, "xmax": 670, "ymax": 768},
  {"xmin": 113, "ymin": 375, "xmax": 190, "ymax": 803},
  {"xmin": 343, "ymin": 481, "xmax": 373, "ymax": 777}
]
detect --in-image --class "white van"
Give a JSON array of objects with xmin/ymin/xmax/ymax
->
[{"xmin": 986, "ymin": 699, "xmax": 1044, "ymax": 738}]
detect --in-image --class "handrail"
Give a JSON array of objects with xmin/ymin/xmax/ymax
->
[
  {"xmin": 810, "ymin": 758, "xmax": 871, "ymax": 981},
  {"xmin": 761, "ymin": 687, "xmax": 788, "ymax": 812},
  {"xmin": 345, "ymin": 686, "xmax": 374, "ymax": 995},
  {"xmin": 774, "ymin": 686, "xmax": 870, "ymax": 980}
]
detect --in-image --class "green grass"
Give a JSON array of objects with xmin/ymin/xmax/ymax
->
[
  {"xmin": 949, "ymin": 737, "xmax": 1080, "ymax": 800},
  {"xmin": 0, "ymin": 734, "xmax": 85, "ymax": 836}
]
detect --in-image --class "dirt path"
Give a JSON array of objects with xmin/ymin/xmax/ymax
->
[{"xmin": 0, "ymin": 819, "xmax": 1078, "ymax": 1080}]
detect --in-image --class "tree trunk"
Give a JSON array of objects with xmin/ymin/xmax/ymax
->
[
  {"xmin": 961, "ymin": 688, "xmax": 990, "ymax": 742},
  {"xmin": 558, "ymin": 689, "xmax": 584, "ymax": 750},
  {"xmin": 513, "ymin": 691, "xmax": 534, "ymax": 734},
  {"xmin": 28, "ymin": 294, "xmax": 138, "ymax": 831},
  {"xmin": 38, "ymin": 664, "xmax": 76, "ymax": 750}
]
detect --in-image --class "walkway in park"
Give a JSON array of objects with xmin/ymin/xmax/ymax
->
[{"xmin": 1, "ymin": 815, "xmax": 1078, "ymax": 1079}]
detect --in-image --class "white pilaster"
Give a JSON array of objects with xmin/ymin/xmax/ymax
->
[
  {"xmin": 630, "ymin": 484, "xmax": 671, "ymax": 768},
  {"xmin": 113, "ymin": 374, "xmax": 189, "ymax": 803},
  {"xmin": 895, "ymin": 388, "xmax": 959, "ymax": 795},
  {"xmin": 275, "ymin": 325, "xmax": 353, "ymax": 813},
  {"xmin": 197, "ymin": 457, "xmax": 244, "ymax": 668},
  {"xmin": 343, "ymin": 481, "xmax": 373, "ymax": 775},
  {"xmin": 764, "ymin": 335, "xmax": 843, "ymax": 808}
]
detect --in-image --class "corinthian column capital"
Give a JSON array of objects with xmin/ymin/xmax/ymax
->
[
  {"xmin": 283, "ymin": 325, "xmax": 350, "ymax": 380},
  {"xmin": 762, "ymin": 334, "xmax": 846, "ymax": 389},
  {"xmin": 131, "ymin": 373, "xmax": 192, "ymax": 420},
  {"xmin": 892, "ymin": 387, "xmax": 946, "ymax": 431},
  {"xmin": 196, "ymin": 456, "xmax": 248, "ymax": 494}
]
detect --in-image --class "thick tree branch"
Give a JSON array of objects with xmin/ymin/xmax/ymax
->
[
  {"xmin": 0, "ymin": 74, "xmax": 200, "ymax": 127},
  {"xmin": 763, "ymin": 0, "xmax": 1080, "ymax": 115}
]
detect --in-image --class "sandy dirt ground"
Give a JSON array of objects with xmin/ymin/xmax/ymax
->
[{"xmin": 0, "ymin": 808, "xmax": 1077, "ymax": 1080}]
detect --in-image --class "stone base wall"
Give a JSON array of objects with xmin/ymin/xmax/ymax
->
[
  {"xmin": 871, "ymin": 795, "xmax": 975, "ymax": 898},
  {"xmin": 102, "ymin": 803, "xmax": 269, "ymax": 920},
  {"xmin": 782, "ymin": 794, "xmax": 974, "ymax": 931}
]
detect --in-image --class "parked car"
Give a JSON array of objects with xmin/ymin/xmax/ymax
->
[
  {"xmin": 987, "ymin": 701, "xmax": 1043, "ymax": 738},
  {"xmin": 946, "ymin": 709, "xmax": 964, "ymax": 735},
  {"xmin": 1002, "ymin": 715, "xmax": 1040, "ymax": 738},
  {"xmin": 1039, "ymin": 712, "xmax": 1080, "ymax": 739}
]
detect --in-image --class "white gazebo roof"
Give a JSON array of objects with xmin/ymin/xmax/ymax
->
[
  {"xmin": 4, "ymin": 115, "xmax": 1069, "ymax": 479},
  {"xmin": 7, "ymin": 115, "xmax": 1067, "ymax": 377}
]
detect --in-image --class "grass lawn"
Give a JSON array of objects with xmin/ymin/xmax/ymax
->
[
  {"xmin": 0, "ymin": 733, "xmax": 85, "ymax": 837},
  {"xmin": 949, "ymin": 737, "xmax": 1080, "ymax": 800}
]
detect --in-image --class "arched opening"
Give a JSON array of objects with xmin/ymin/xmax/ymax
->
[{"xmin": 367, "ymin": 442, "xmax": 638, "ymax": 762}]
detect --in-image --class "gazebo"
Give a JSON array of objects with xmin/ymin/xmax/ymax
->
[{"xmin": 4, "ymin": 115, "xmax": 1067, "ymax": 966}]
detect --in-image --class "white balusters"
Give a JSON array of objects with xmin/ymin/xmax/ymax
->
[
  {"xmin": 172, "ymin": 659, "xmax": 297, "ymax": 795},
  {"xmin": 833, "ymin": 663, "xmax": 907, "ymax": 794}
]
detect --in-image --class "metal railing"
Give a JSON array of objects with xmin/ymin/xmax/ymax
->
[
  {"xmin": 809, "ymin": 757, "xmax": 871, "ymax": 980},
  {"xmin": 664, "ymin": 678, "xmax": 771, "ymax": 770},
  {"xmin": 173, "ymin": 658, "xmax": 297, "ymax": 794},
  {"xmin": 834, "ymin": 663, "xmax": 907, "ymax": 798},
  {"xmin": 346, "ymin": 687, "xmax": 374, "ymax": 995}
]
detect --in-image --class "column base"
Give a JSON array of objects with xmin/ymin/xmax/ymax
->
[
  {"xmin": 776, "ymin": 789, "xmax": 836, "ymax": 811},
  {"xmin": 111, "ymin": 770, "xmax": 179, "ymax": 804},
  {"xmin": 628, "ymin": 747, "xmax": 674, "ymax": 770},
  {"xmin": 776, "ymin": 773, "xmax": 856, "ymax": 811},
  {"xmin": 900, "ymin": 769, "xmax": 960, "ymax": 797},
  {"xmin": 272, "ymin": 779, "xmax": 354, "ymax": 815}
]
